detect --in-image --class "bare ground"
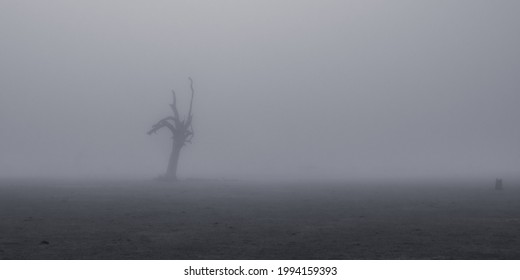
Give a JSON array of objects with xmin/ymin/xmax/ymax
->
[{"xmin": 1, "ymin": 179, "xmax": 520, "ymax": 259}]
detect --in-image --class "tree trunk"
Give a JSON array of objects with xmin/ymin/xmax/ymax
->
[{"xmin": 166, "ymin": 140, "xmax": 182, "ymax": 181}]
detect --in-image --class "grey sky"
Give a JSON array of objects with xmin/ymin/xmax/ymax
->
[{"xmin": 1, "ymin": 1, "xmax": 519, "ymax": 180}]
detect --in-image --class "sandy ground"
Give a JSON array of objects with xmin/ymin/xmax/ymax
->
[{"xmin": 0, "ymin": 178, "xmax": 519, "ymax": 259}]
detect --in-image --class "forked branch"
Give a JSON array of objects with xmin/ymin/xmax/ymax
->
[
  {"xmin": 147, "ymin": 117, "xmax": 176, "ymax": 135},
  {"xmin": 148, "ymin": 78, "xmax": 195, "ymax": 145}
]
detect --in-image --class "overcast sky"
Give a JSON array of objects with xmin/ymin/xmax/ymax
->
[{"xmin": 1, "ymin": 0, "xmax": 519, "ymax": 180}]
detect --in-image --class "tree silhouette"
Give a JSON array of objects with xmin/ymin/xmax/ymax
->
[{"xmin": 148, "ymin": 78, "xmax": 195, "ymax": 181}]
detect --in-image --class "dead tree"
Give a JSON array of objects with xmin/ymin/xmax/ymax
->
[{"xmin": 148, "ymin": 78, "xmax": 195, "ymax": 181}]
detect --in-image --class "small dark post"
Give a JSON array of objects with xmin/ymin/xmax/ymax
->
[{"xmin": 495, "ymin": 178, "xmax": 503, "ymax": 191}]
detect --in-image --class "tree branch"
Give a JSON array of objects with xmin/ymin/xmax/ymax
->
[
  {"xmin": 151, "ymin": 78, "xmax": 195, "ymax": 145},
  {"xmin": 147, "ymin": 117, "xmax": 176, "ymax": 135},
  {"xmin": 187, "ymin": 77, "xmax": 194, "ymax": 119},
  {"xmin": 170, "ymin": 90, "xmax": 181, "ymax": 120}
]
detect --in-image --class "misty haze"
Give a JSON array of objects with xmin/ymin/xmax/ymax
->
[{"xmin": 1, "ymin": 1, "xmax": 520, "ymax": 259}]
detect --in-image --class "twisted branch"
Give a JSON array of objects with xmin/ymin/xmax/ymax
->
[
  {"xmin": 147, "ymin": 117, "xmax": 176, "ymax": 135},
  {"xmin": 149, "ymin": 78, "xmax": 195, "ymax": 146}
]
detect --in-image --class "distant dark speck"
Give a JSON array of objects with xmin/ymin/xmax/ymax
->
[{"xmin": 40, "ymin": 240, "xmax": 50, "ymax": 245}]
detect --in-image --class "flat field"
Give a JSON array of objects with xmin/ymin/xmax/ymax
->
[{"xmin": 0, "ymin": 179, "xmax": 519, "ymax": 259}]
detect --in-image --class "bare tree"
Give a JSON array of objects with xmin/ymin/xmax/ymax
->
[{"xmin": 148, "ymin": 78, "xmax": 195, "ymax": 181}]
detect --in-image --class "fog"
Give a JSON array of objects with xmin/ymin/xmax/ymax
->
[{"xmin": 1, "ymin": 0, "xmax": 519, "ymax": 180}]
